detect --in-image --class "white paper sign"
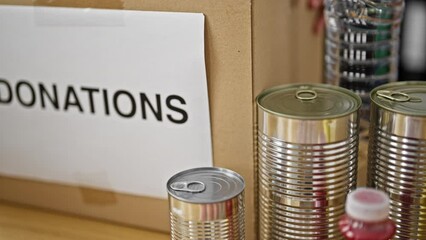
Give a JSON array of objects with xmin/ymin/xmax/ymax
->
[{"xmin": 0, "ymin": 6, "xmax": 212, "ymax": 199}]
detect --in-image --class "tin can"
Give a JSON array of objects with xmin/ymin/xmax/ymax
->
[
  {"xmin": 368, "ymin": 81, "xmax": 426, "ymax": 239},
  {"xmin": 167, "ymin": 167, "xmax": 245, "ymax": 240},
  {"xmin": 256, "ymin": 84, "xmax": 361, "ymax": 240}
]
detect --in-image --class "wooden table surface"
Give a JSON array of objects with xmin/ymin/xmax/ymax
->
[{"xmin": 0, "ymin": 201, "xmax": 169, "ymax": 240}]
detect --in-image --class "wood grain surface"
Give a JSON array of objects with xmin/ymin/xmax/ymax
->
[{"xmin": 0, "ymin": 201, "xmax": 169, "ymax": 240}]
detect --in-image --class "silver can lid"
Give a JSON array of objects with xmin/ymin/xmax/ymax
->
[
  {"xmin": 256, "ymin": 83, "xmax": 361, "ymax": 119},
  {"xmin": 167, "ymin": 167, "xmax": 245, "ymax": 204},
  {"xmin": 371, "ymin": 81, "xmax": 426, "ymax": 116}
]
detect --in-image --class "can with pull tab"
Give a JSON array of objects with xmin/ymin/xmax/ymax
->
[
  {"xmin": 167, "ymin": 167, "xmax": 245, "ymax": 240},
  {"xmin": 256, "ymin": 83, "xmax": 361, "ymax": 240},
  {"xmin": 368, "ymin": 81, "xmax": 426, "ymax": 239}
]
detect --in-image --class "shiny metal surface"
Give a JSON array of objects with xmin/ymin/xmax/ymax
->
[
  {"xmin": 368, "ymin": 81, "xmax": 426, "ymax": 239},
  {"xmin": 257, "ymin": 84, "xmax": 360, "ymax": 120},
  {"xmin": 167, "ymin": 167, "xmax": 244, "ymax": 204},
  {"xmin": 167, "ymin": 167, "xmax": 245, "ymax": 240},
  {"xmin": 257, "ymin": 84, "xmax": 361, "ymax": 240}
]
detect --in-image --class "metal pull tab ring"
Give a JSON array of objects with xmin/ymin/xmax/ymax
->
[
  {"xmin": 377, "ymin": 90, "xmax": 422, "ymax": 103},
  {"xmin": 170, "ymin": 181, "xmax": 206, "ymax": 193},
  {"xmin": 296, "ymin": 89, "xmax": 318, "ymax": 101}
]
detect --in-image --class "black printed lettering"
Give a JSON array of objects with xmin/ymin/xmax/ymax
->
[
  {"xmin": 16, "ymin": 80, "xmax": 36, "ymax": 107},
  {"xmin": 0, "ymin": 78, "xmax": 190, "ymax": 125},
  {"xmin": 166, "ymin": 95, "xmax": 188, "ymax": 124},
  {"xmin": 0, "ymin": 79, "xmax": 12, "ymax": 104},
  {"xmin": 113, "ymin": 90, "xmax": 136, "ymax": 118},
  {"xmin": 64, "ymin": 86, "xmax": 83, "ymax": 112},
  {"xmin": 39, "ymin": 83, "xmax": 59, "ymax": 110},
  {"xmin": 102, "ymin": 89, "xmax": 110, "ymax": 116},
  {"xmin": 81, "ymin": 87, "xmax": 100, "ymax": 114},
  {"xmin": 140, "ymin": 93, "xmax": 162, "ymax": 121}
]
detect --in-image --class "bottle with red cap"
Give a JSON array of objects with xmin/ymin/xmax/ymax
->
[{"xmin": 339, "ymin": 188, "xmax": 396, "ymax": 240}]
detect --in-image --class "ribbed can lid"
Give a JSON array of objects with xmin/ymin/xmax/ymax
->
[
  {"xmin": 167, "ymin": 167, "xmax": 245, "ymax": 204},
  {"xmin": 346, "ymin": 188, "xmax": 390, "ymax": 222},
  {"xmin": 371, "ymin": 81, "xmax": 426, "ymax": 116},
  {"xmin": 256, "ymin": 84, "xmax": 361, "ymax": 120}
]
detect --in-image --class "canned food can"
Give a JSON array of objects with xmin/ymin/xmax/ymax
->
[
  {"xmin": 256, "ymin": 84, "xmax": 361, "ymax": 240},
  {"xmin": 368, "ymin": 81, "xmax": 426, "ymax": 239},
  {"xmin": 167, "ymin": 167, "xmax": 245, "ymax": 240}
]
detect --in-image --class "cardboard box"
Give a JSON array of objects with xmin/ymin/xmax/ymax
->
[{"xmin": 0, "ymin": 0, "xmax": 323, "ymax": 239}]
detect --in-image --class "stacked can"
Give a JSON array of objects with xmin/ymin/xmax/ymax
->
[
  {"xmin": 368, "ymin": 81, "xmax": 426, "ymax": 239},
  {"xmin": 257, "ymin": 84, "xmax": 361, "ymax": 239},
  {"xmin": 324, "ymin": 0, "xmax": 405, "ymax": 117},
  {"xmin": 167, "ymin": 167, "xmax": 245, "ymax": 240}
]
